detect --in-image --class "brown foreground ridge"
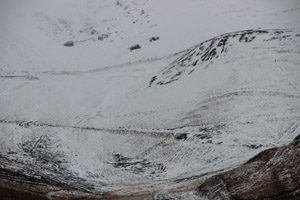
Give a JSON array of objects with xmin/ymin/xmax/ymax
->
[
  {"xmin": 1, "ymin": 134, "xmax": 300, "ymax": 200},
  {"xmin": 0, "ymin": 166, "xmax": 106, "ymax": 200},
  {"xmin": 197, "ymin": 134, "xmax": 300, "ymax": 200}
]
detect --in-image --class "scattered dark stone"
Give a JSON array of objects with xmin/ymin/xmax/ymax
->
[
  {"xmin": 129, "ymin": 44, "xmax": 141, "ymax": 51},
  {"xmin": 195, "ymin": 134, "xmax": 212, "ymax": 140},
  {"xmin": 149, "ymin": 36, "xmax": 160, "ymax": 42},
  {"xmin": 264, "ymin": 36, "xmax": 280, "ymax": 42},
  {"xmin": 244, "ymin": 144, "xmax": 263, "ymax": 149},
  {"xmin": 19, "ymin": 136, "xmax": 66, "ymax": 170},
  {"xmin": 149, "ymin": 76, "xmax": 157, "ymax": 87},
  {"xmin": 98, "ymin": 33, "xmax": 109, "ymax": 41},
  {"xmin": 171, "ymin": 71, "xmax": 182, "ymax": 79},
  {"xmin": 282, "ymin": 35, "xmax": 291, "ymax": 39},
  {"xmin": 217, "ymin": 37, "xmax": 228, "ymax": 47},
  {"xmin": 163, "ymin": 79, "xmax": 176, "ymax": 85},
  {"xmin": 188, "ymin": 69, "xmax": 195, "ymax": 74},
  {"xmin": 18, "ymin": 121, "xmax": 33, "ymax": 128},
  {"xmin": 174, "ymin": 133, "xmax": 187, "ymax": 140},
  {"xmin": 109, "ymin": 154, "xmax": 165, "ymax": 178},
  {"xmin": 63, "ymin": 41, "xmax": 74, "ymax": 47},
  {"xmin": 201, "ymin": 48, "xmax": 217, "ymax": 61},
  {"xmin": 274, "ymin": 30, "xmax": 285, "ymax": 35},
  {"xmin": 239, "ymin": 32, "xmax": 256, "ymax": 43},
  {"xmin": 255, "ymin": 30, "xmax": 269, "ymax": 34},
  {"xmin": 192, "ymin": 60, "xmax": 199, "ymax": 66},
  {"xmin": 7, "ymin": 151, "xmax": 17, "ymax": 155},
  {"xmin": 116, "ymin": 1, "xmax": 123, "ymax": 7}
]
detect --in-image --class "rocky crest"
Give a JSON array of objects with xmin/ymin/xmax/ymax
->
[{"xmin": 149, "ymin": 29, "xmax": 298, "ymax": 87}]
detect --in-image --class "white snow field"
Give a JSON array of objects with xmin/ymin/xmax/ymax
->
[{"xmin": 1, "ymin": 0, "xmax": 300, "ymax": 197}]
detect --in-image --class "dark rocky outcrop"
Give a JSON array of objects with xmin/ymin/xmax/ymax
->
[
  {"xmin": 149, "ymin": 36, "xmax": 160, "ymax": 42},
  {"xmin": 197, "ymin": 134, "xmax": 300, "ymax": 200},
  {"xmin": 129, "ymin": 44, "xmax": 141, "ymax": 51},
  {"xmin": 98, "ymin": 33, "xmax": 109, "ymax": 41},
  {"xmin": 63, "ymin": 41, "xmax": 74, "ymax": 47},
  {"xmin": 109, "ymin": 154, "xmax": 166, "ymax": 178},
  {"xmin": 174, "ymin": 133, "xmax": 188, "ymax": 140},
  {"xmin": 148, "ymin": 29, "xmax": 297, "ymax": 87}
]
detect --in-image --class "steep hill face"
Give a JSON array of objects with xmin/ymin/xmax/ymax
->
[
  {"xmin": 149, "ymin": 29, "xmax": 298, "ymax": 86},
  {"xmin": 197, "ymin": 134, "xmax": 300, "ymax": 200}
]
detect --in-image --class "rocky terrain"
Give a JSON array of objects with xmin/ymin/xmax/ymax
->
[
  {"xmin": 149, "ymin": 29, "xmax": 299, "ymax": 86},
  {"xmin": 197, "ymin": 134, "xmax": 300, "ymax": 200}
]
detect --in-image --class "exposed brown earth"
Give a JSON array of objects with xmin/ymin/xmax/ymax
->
[
  {"xmin": 197, "ymin": 134, "xmax": 300, "ymax": 200},
  {"xmin": 0, "ymin": 167, "xmax": 105, "ymax": 200}
]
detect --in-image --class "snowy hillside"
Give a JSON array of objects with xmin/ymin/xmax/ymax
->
[{"xmin": 1, "ymin": 0, "xmax": 300, "ymax": 199}]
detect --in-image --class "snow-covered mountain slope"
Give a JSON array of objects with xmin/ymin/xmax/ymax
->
[
  {"xmin": 1, "ymin": 0, "xmax": 300, "ymax": 198},
  {"xmin": 149, "ymin": 29, "xmax": 299, "ymax": 86},
  {"xmin": 1, "ymin": 0, "xmax": 300, "ymax": 73}
]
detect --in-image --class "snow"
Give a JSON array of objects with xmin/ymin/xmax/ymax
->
[{"xmin": 0, "ymin": 0, "xmax": 300, "ymax": 196}]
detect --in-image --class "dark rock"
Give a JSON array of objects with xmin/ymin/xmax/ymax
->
[
  {"xmin": 149, "ymin": 36, "xmax": 160, "ymax": 42},
  {"xmin": 109, "ymin": 154, "xmax": 165, "ymax": 178},
  {"xmin": 174, "ymin": 133, "xmax": 187, "ymax": 140},
  {"xmin": 149, "ymin": 76, "xmax": 157, "ymax": 87},
  {"xmin": 244, "ymin": 143, "xmax": 263, "ymax": 149},
  {"xmin": 195, "ymin": 134, "xmax": 212, "ymax": 140},
  {"xmin": 129, "ymin": 44, "xmax": 141, "ymax": 51},
  {"xmin": 63, "ymin": 41, "xmax": 74, "ymax": 47},
  {"xmin": 116, "ymin": 0, "xmax": 123, "ymax": 7},
  {"xmin": 98, "ymin": 33, "xmax": 109, "ymax": 41}
]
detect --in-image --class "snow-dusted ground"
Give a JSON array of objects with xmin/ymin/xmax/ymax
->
[{"xmin": 1, "ymin": 0, "xmax": 300, "ymax": 197}]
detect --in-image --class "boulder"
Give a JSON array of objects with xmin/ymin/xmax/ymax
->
[
  {"xmin": 129, "ymin": 44, "xmax": 141, "ymax": 51},
  {"xmin": 63, "ymin": 41, "xmax": 74, "ymax": 47}
]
